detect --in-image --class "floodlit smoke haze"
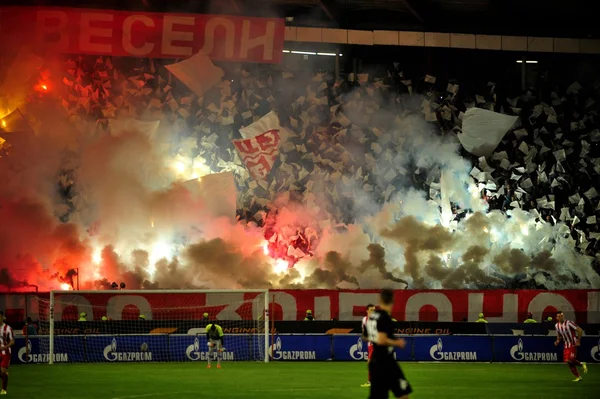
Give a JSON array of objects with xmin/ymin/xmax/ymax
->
[{"xmin": 1, "ymin": 55, "xmax": 599, "ymax": 292}]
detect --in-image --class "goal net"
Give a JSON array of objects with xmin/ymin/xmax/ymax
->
[{"xmin": 30, "ymin": 290, "xmax": 269, "ymax": 364}]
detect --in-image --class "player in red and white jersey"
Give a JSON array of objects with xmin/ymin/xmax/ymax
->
[
  {"xmin": 360, "ymin": 304, "xmax": 376, "ymax": 388},
  {"xmin": 0, "ymin": 311, "xmax": 15, "ymax": 395},
  {"xmin": 554, "ymin": 311, "xmax": 588, "ymax": 382}
]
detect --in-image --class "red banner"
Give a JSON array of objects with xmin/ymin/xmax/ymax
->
[
  {"xmin": 2, "ymin": 290, "xmax": 599, "ymax": 324},
  {"xmin": 0, "ymin": 7, "xmax": 285, "ymax": 63}
]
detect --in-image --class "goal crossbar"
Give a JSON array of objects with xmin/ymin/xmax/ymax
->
[{"xmin": 47, "ymin": 289, "xmax": 270, "ymax": 365}]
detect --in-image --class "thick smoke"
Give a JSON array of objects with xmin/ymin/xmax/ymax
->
[{"xmin": 1, "ymin": 54, "xmax": 599, "ymax": 291}]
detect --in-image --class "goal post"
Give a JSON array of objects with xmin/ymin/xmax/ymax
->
[{"xmin": 42, "ymin": 289, "xmax": 270, "ymax": 365}]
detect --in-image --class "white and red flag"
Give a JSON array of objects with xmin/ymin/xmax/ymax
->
[{"xmin": 233, "ymin": 111, "xmax": 282, "ymax": 180}]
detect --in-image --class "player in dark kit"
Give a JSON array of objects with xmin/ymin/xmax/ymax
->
[{"xmin": 364, "ymin": 289, "xmax": 412, "ymax": 399}]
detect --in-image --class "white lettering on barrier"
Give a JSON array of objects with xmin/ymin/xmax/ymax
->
[
  {"xmin": 103, "ymin": 338, "xmax": 152, "ymax": 362},
  {"xmin": 405, "ymin": 293, "xmax": 453, "ymax": 321},
  {"xmin": 339, "ymin": 292, "xmax": 379, "ymax": 321},
  {"xmin": 314, "ymin": 296, "xmax": 331, "ymax": 321},
  {"xmin": 240, "ymin": 20, "xmax": 276, "ymax": 61},
  {"xmin": 3, "ymin": 290, "xmax": 597, "ymax": 323},
  {"xmin": 161, "ymin": 16, "xmax": 195, "ymax": 56},
  {"xmin": 106, "ymin": 295, "xmax": 153, "ymax": 320},
  {"xmin": 199, "ymin": 17, "xmax": 235, "ymax": 58},
  {"xmin": 54, "ymin": 295, "xmax": 94, "ymax": 321},
  {"xmin": 251, "ymin": 294, "xmax": 266, "ymax": 321},
  {"xmin": 509, "ymin": 338, "xmax": 557, "ymax": 362},
  {"xmin": 29, "ymin": 9, "xmax": 280, "ymax": 61},
  {"xmin": 269, "ymin": 337, "xmax": 316, "ymax": 360},
  {"xmin": 36, "ymin": 10, "xmax": 69, "ymax": 50},
  {"xmin": 18, "ymin": 342, "xmax": 69, "ymax": 363},
  {"xmin": 123, "ymin": 15, "xmax": 155, "ymax": 56},
  {"xmin": 429, "ymin": 338, "xmax": 477, "ymax": 361},
  {"xmin": 80, "ymin": 12, "xmax": 113, "ymax": 53},
  {"xmin": 205, "ymin": 293, "xmax": 244, "ymax": 320},
  {"xmin": 468, "ymin": 293, "xmax": 518, "ymax": 322},
  {"xmin": 528, "ymin": 293, "xmax": 575, "ymax": 322},
  {"xmin": 272, "ymin": 292, "xmax": 297, "ymax": 320}
]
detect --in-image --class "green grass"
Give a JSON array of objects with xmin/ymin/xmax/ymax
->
[{"xmin": 9, "ymin": 362, "xmax": 598, "ymax": 398}]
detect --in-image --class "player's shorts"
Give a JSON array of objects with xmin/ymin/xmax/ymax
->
[
  {"xmin": 209, "ymin": 339, "xmax": 222, "ymax": 350},
  {"xmin": 0, "ymin": 354, "xmax": 10, "ymax": 369},
  {"xmin": 563, "ymin": 347, "xmax": 577, "ymax": 363},
  {"xmin": 367, "ymin": 344, "xmax": 374, "ymax": 360},
  {"xmin": 369, "ymin": 358, "xmax": 412, "ymax": 399}
]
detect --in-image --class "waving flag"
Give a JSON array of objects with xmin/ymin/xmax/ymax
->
[
  {"xmin": 233, "ymin": 111, "xmax": 282, "ymax": 180},
  {"xmin": 457, "ymin": 108, "xmax": 518, "ymax": 157},
  {"xmin": 165, "ymin": 53, "xmax": 224, "ymax": 98}
]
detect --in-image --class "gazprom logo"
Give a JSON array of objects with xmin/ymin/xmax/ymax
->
[
  {"xmin": 510, "ymin": 338, "xmax": 557, "ymax": 362},
  {"xmin": 429, "ymin": 338, "xmax": 444, "ymax": 360},
  {"xmin": 104, "ymin": 339, "xmax": 118, "ymax": 361},
  {"xmin": 269, "ymin": 337, "xmax": 283, "ymax": 359},
  {"xmin": 18, "ymin": 341, "xmax": 34, "ymax": 362},
  {"xmin": 17, "ymin": 341, "xmax": 68, "ymax": 363},
  {"xmin": 186, "ymin": 338, "xmax": 202, "ymax": 360},
  {"xmin": 269, "ymin": 337, "xmax": 315, "ymax": 360},
  {"xmin": 350, "ymin": 338, "xmax": 368, "ymax": 360},
  {"xmin": 510, "ymin": 339, "xmax": 525, "ymax": 361},
  {"xmin": 429, "ymin": 338, "xmax": 477, "ymax": 361},
  {"xmin": 103, "ymin": 338, "xmax": 152, "ymax": 362},
  {"xmin": 591, "ymin": 339, "xmax": 600, "ymax": 362}
]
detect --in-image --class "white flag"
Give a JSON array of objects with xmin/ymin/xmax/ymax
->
[
  {"xmin": 165, "ymin": 53, "xmax": 224, "ymax": 98},
  {"xmin": 457, "ymin": 108, "xmax": 518, "ymax": 157}
]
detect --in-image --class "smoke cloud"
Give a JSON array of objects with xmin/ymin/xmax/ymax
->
[{"xmin": 1, "ymin": 53, "xmax": 599, "ymax": 292}]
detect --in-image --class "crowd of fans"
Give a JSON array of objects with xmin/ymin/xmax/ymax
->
[
  {"xmin": 36, "ymin": 54, "xmax": 599, "ymax": 275},
  {"xmin": 455, "ymin": 79, "xmax": 600, "ymax": 272}
]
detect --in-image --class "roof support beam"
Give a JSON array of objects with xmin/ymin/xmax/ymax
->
[
  {"xmin": 318, "ymin": 0, "xmax": 338, "ymax": 22},
  {"xmin": 400, "ymin": 0, "xmax": 425, "ymax": 24},
  {"xmin": 229, "ymin": 0, "xmax": 241, "ymax": 13}
]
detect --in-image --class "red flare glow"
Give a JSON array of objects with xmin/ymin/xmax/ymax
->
[
  {"xmin": 263, "ymin": 233, "xmax": 312, "ymax": 268},
  {"xmin": 34, "ymin": 82, "xmax": 49, "ymax": 92}
]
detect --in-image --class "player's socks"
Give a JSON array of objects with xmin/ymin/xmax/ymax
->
[
  {"xmin": 1, "ymin": 372, "xmax": 7, "ymax": 391},
  {"xmin": 568, "ymin": 364, "xmax": 580, "ymax": 378},
  {"xmin": 582, "ymin": 363, "xmax": 588, "ymax": 374},
  {"xmin": 572, "ymin": 359, "xmax": 582, "ymax": 366}
]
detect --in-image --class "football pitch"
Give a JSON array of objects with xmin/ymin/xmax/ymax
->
[{"xmin": 10, "ymin": 362, "xmax": 598, "ymax": 398}]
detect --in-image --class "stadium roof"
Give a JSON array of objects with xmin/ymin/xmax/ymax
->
[
  {"xmin": 264, "ymin": 0, "xmax": 597, "ymax": 38},
  {"xmin": 8, "ymin": 0, "xmax": 598, "ymax": 38}
]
